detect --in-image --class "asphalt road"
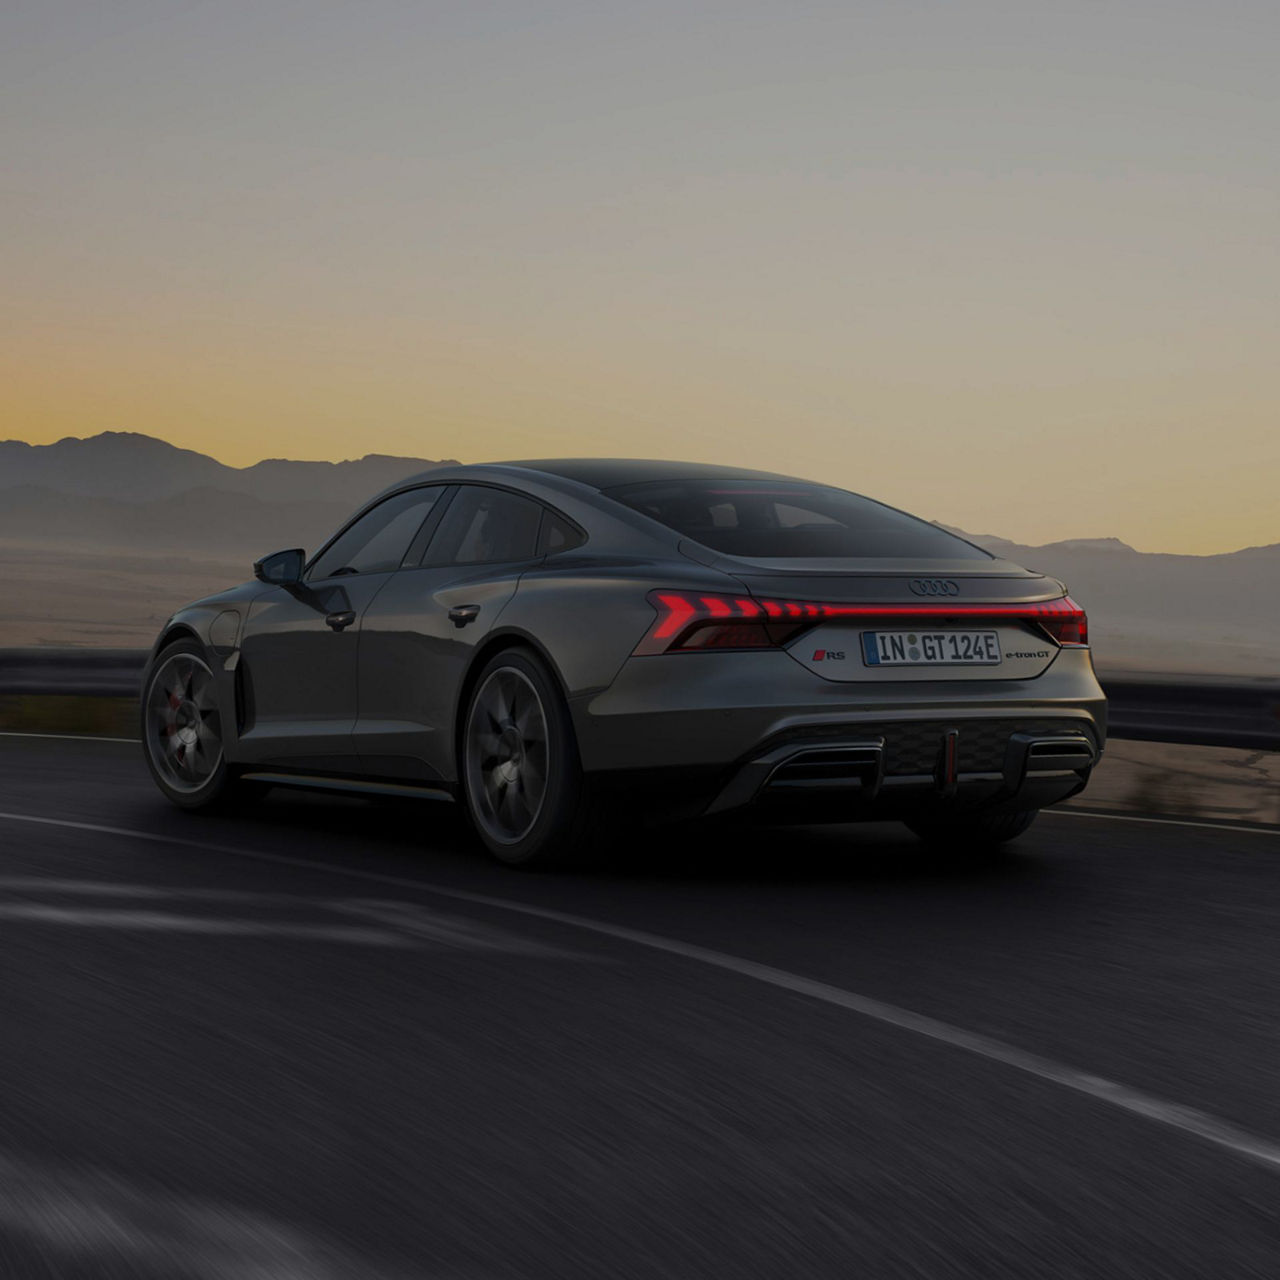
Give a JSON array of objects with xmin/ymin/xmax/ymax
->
[{"xmin": 2, "ymin": 736, "xmax": 1280, "ymax": 1279}]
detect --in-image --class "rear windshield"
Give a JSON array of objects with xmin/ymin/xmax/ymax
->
[{"xmin": 605, "ymin": 479, "xmax": 990, "ymax": 560}]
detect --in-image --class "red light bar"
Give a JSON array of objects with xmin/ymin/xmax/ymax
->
[{"xmin": 635, "ymin": 591, "xmax": 1088, "ymax": 654}]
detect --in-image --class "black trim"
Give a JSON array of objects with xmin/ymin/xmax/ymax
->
[
  {"xmin": 238, "ymin": 770, "xmax": 455, "ymax": 801},
  {"xmin": 402, "ymin": 484, "xmax": 457, "ymax": 567}
]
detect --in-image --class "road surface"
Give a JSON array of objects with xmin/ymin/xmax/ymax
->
[{"xmin": 1, "ymin": 734, "xmax": 1279, "ymax": 1278}]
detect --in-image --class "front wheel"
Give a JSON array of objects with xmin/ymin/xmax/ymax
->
[
  {"xmin": 461, "ymin": 649, "xmax": 604, "ymax": 868},
  {"xmin": 905, "ymin": 807, "xmax": 1039, "ymax": 849},
  {"xmin": 141, "ymin": 638, "xmax": 261, "ymax": 811}
]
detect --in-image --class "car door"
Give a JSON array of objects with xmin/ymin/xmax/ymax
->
[
  {"xmin": 354, "ymin": 484, "xmax": 547, "ymax": 783},
  {"xmin": 237, "ymin": 485, "xmax": 446, "ymax": 770}
]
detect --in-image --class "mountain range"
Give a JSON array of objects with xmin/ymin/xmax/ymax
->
[
  {"xmin": 1, "ymin": 432, "xmax": 1275, "ymax": 672},
  {"xmin": 0, "ymin": 431, "xmax": 455, "ymax": 506},
  {"xmin": 0, "ymin": 432, "xmax": 456, "ymax": 556}
]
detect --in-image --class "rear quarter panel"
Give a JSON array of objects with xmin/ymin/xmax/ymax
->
[{"xmin": 502, "ymin": 553, "xmax": 743, "ymax": 701}]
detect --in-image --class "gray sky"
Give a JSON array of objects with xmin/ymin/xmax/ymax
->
[{"xmin": 3, "ymin": 0, "xmax": 1277, "ymax": 551}]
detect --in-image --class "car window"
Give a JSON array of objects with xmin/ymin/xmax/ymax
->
[
  {"xmin": 424, "ymin": 486, "xmax": 544, "ymax": 566},
  {"xmin": 605, "ymin": 479, "xmax": 991, "ymax": 560},
  {"xmin": 309, "ymin": 487, "xmax": 443, "ymax": 580},
  {"xmin": 539, "ymin": 511, "xmax": 587, "ymax": 555}
]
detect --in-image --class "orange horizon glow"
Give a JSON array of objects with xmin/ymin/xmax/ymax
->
[{"xmin": 2, "ymin": 3, "xmax": 1277, "ymax": 558}]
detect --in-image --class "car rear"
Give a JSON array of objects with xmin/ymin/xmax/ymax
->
[{"xmin": 578, "ymin": 473, "xmax": 1105, "ymax": 827}]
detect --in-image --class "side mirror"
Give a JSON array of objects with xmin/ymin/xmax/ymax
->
[{"xmin": 254, "ymin": 548, "xmax": 305, "ymax": 584}]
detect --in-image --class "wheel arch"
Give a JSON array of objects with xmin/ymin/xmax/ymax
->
[{"xmin": 149, "ymin": 623, "xmax": 204, "ymax": 662}]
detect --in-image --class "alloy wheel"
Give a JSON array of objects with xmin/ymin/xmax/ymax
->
[
  {"xmin": 465, "ymin": 666, "xmax": 550, "ymax": 845},
  {"xmin": 144, "ymin": 651, "xmax": 224, "ymax": 794}
]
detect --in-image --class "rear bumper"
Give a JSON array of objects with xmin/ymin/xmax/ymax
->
[
  {"xmin": 706, "ymin": 724, "xmax": 1097, "ymax": 819},
  {"xmin": 571, "ymin": 647, "xmax": 1106, "ymax": 819}
]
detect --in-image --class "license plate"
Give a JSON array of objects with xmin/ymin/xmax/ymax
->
[{"xmin": 862, "ymin": 630, "xmax": 1001, "ymax": 667}]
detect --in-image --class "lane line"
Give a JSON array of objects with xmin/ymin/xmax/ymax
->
[
  {"xmin": 0, "ymin": 731, "xmax": 138, "ymax": 744},
  {"xmin": 3, "ymin": 808, "xmax": 1280, "ymax": 1173},
  {"xmin": 0, "ymin": 877, "xmax": 585, "ymax": 957},
  {"xmin": 1051, "ymin": 809, "xmax": 1280, "ymax": 837},
  {"xmin": 0, "ymin": 902, "xmax": 407, "ymax": 945}
]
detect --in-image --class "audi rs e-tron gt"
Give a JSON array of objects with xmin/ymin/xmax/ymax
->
[{"xmin": 141, "ymin": 460, "xmax": 1106, "ymax": 866}]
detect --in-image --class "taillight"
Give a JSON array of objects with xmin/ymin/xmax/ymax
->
[
  {"xmin": 636, "ymin": 592, "xmax": 806, "ymax": 654},
  {"xmin": 1036, "ymin": 596, "xmax": 1088, "ymax": 647},
  {"xmin": 635, "ymin": 591, "xmax": 1089, "ymax": 654}
]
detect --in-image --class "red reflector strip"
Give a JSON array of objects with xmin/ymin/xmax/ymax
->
[{"xmin": 638, "ymin": 590, "xmax": 1088, "ymax": 654}]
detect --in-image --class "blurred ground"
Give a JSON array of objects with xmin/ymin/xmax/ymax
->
[
  {"xmin": 1062, "ymin": 738, "xmax": 1280, "ymax": 827},
  {"xmin": 0, "ymin": 542, "xmax": 244, "ymax": 648},
  {"xmin": 3, "ymin": 736, "xmax": 1280, "ymax": 1278}
]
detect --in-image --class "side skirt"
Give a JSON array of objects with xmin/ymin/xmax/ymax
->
[{"xmin": 238, "ymin": 771, "xmax": 456, "ymax": 802}]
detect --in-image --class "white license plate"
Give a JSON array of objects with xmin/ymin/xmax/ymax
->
[{"xmin": 861, "ymin": 630, "xmax": 1001, "ymax": 667}]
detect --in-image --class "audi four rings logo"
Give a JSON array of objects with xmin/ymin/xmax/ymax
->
[{"xmin": 909, "ymin": 578, "xmax": 960, "ymax": 596}]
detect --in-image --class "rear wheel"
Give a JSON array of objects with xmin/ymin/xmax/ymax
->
[
  {"xmin": 905, "ymin": 807, "xmax": 1039, "ymax": 850},
  {"xmin": 461, "ymin": 649, "xmax": 603, "ymax": 868},
  {"xmin": 141, "ymin": 638, "xmax": 260, "ymax": 810}
]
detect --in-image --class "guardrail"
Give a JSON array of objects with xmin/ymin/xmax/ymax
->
[
  {"xmin": 0, "ymin": 649, "xmax": 150, "ymax": 699},
  {"xmin": 1, "ymin": 649, "xmax": 1277, "ymax": 751},
  {"xmin": 1100, "ymin": 672, "xmax": 1280, "ymax": 752}
]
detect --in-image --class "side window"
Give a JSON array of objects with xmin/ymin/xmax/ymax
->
[
  {"xmin": 539, "ymin": 511, "xmax": 587, "ymax": 555},
  {"xmin": 425, "ymin": 487, "xmax": 543, "ymax": 567},
  {"xmin": 309, "ymin": 487, "xmax": 442, "ymax": 581}
]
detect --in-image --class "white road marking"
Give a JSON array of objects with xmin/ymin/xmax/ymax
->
[
  {"xmin": 1051, "ymin": 809, "xmax": 1280, "ymax": 837},
  {"xmin": 0, "ymin": 731, "xmax": 138, "ymax": 743},
  {"xmin": 0, "ymin": 1151, "xmax": 411, "ymax": 1280},
  {"xmin": 0, "ymin": 875, "xmax": 584, "ymax": 957},
  {"xmin": 0, "ymin": 877, "xmax": 252, "ymax": 898},
  {"xmin": 2, "ymin": 808, "xmax": 1279, "ymax": 1173},
  {"xmin": 0, "ymin": 903, "xmax": 409, "ymax": 945}
]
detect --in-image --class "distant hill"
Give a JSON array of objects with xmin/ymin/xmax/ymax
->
[
  {"xmin": 0, "ymin": 431, "xmax": 454, "ymax": 506},
  {"xmin": 937, "ymin": 524, "xmax": 1278, "ymax": 675},
  {"xmin": 937, "ymin": 523, "xmax": 1280, "ymax": 564}
]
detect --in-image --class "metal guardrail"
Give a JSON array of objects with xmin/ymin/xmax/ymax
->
[
  {"xmin": 1100, "ymin": 672, "xmax": 1280, "ymax": 752},
  {"xmin": 0, "ymin": 649, "xmax": 150, "ymax": 698},
  {"xmin": 0, "ymin": 649, "xmax": 1277, "ymax": 751}
]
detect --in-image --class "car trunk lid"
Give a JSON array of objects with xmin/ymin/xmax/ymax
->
[{"xmin": 675, "ymin": 545, "xmax": 1077, "ymax": 681}]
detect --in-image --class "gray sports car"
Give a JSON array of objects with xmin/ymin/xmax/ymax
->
[{"xmin": 141, "ymin": 460, "xmax": 1106, "ymax": 866}]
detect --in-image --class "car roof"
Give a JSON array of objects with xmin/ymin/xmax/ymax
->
[
  {"xmin": 495, "ymin": 458, "xmax": 806, "ymax": 490},
  {"xmin": 366, "ymin": 458, "xmax": 816, "ymax": 512}
]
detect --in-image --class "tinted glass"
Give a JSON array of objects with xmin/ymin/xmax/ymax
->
[
  {"xmin": 309, "ymin": 488, "xmax": 442, "ymax": 580},
  {"xmin": 606, "ymin": 480, "xmax": 990, "ymax": 560},
  {"xmin": 425, "ymin": 486, "xmax": 544, "ymax": 566},
  {"xmin": 540, "ymin": 511, "xmax": 586, "ymax": 555}
]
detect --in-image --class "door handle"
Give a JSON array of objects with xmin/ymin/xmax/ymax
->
[
  {"xmin": 448, "ymin": 604, "xmax": 481, "ymax": 627},
  {"xmin": 325, "ymin": 610, "xmax": 357, "ymax": 631}
]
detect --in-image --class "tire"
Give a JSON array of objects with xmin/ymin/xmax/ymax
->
[
  {"xmin": 140, "ymin": 638, "xmax": 262, "ymax": 811},
  {"xmin": 905, "ymin": 807, "xmax": 1039, "ymax": 849},
  {"xmin": 460, "ymin": 648, "xmax": 605, "ymax": 868}
]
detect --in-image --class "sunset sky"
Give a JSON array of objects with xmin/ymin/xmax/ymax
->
[{"xmin": 2, "ymin": 1, "xmax": 1277, "ymax": 554}]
